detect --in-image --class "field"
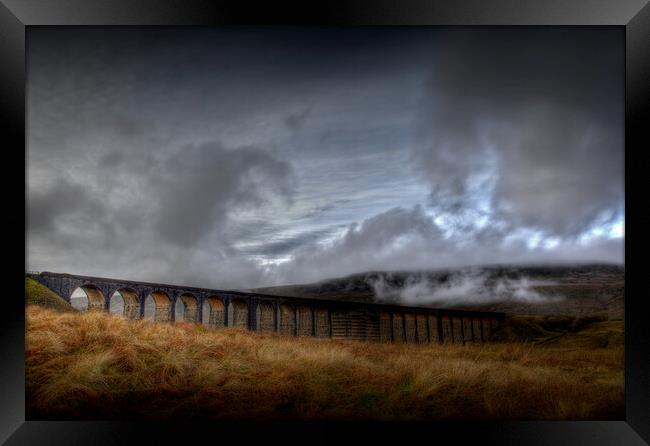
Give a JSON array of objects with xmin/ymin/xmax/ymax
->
[{"xmin": 26, "ymin": 302, "xmax": 624, "ymax": 420}]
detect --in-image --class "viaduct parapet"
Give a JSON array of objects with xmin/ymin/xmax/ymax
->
[{"xmin": 26, "ymin": 271, "xmax": 505, "ymax": 344}]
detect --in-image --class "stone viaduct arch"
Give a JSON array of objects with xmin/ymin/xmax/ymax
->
[
  {"xmin": 228, "ymin": 298, "xmax": 248, "ymax": 329},
  {"xmin": 279, "ymin": 303, "xmax": 295, "ymax": 335},
  {"xmin": 144, "ymin": 290, "xmax": 172, "ymax": 323},
  {"xmin": 27, "ymin": 271, "xmax": 506, "ymax": 345},
  {"xmin": 108, "ymin": 287, "xmax": 140, "ymax": 319},
  {"xmin": 256, "ymin": 301, "xmax": 276, "ymax": 332},
  {"xmin": 175, "ymin": 293, "xmax": 199, "ymax": 323},
  {"xmin": 70, "ymin": 284, "xmax": 106, "ymax": 312},
  {"xmin": 201, "ymin": 296, "xmax": 224, "ymax": 328}
]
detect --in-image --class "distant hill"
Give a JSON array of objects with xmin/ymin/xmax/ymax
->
[
  {"xmin": 25, "ymin": 277, "xmax": 77, "ymax": 313},
  {"xmin": 253, "ymin": 263, "xmax": 624, "ymax": 318}
]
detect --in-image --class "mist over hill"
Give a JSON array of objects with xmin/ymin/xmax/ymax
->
[{"xmin": 253, "ymin": 263, "xmax": 624, "ymax": 318}]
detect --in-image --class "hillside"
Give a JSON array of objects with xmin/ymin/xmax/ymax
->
[
  {"xmin": 253, "ymin": 264, "xmax": 624, "ymax": 318},
  {"xmin": 25, "ymin": 277, "xmax": 76, "ymax": 313}
]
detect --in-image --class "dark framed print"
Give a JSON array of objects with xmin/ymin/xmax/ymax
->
[{"xmin": 2, "ymin": 0, "xmax": 649, "ymax": 444}]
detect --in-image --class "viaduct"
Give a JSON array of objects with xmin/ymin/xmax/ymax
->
[{"xmin": 26, "ymin": 271, "xmax": 505, "ymax": 344}]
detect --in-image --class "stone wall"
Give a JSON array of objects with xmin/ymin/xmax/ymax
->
[{"xmin": 331, "ymin": 310, "xmax": 380, "ymax": 341}]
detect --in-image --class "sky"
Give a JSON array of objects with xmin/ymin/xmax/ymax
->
[{"xmin": 26, "ymin": 27, "xmax": 624, "ymax": 290}]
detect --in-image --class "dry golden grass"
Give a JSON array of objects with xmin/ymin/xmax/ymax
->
[{"xmin": 26, "ymin": 305, "xmax": 624, "ymax": 421}]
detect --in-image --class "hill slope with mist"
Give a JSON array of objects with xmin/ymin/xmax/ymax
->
[{"xmin": 253, "ymin": 264, "xmax": 624, "ymax": 318}]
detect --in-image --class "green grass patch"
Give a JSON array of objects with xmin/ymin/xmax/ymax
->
[{"xmin": 25, "ymin": 277, "xmax": 76, "ymax": 313}]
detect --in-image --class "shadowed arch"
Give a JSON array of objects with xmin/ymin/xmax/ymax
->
[
  {"xmin": 70, "ymin": 285, "xmax": 105, "ymax": 312},
  {"xmin": 404, "ymin": 313, "xmax": 416, "ymax": 343},
  {"xmin": 228, "ymin": 298, "xmax": 248, "ymax": 328},
  {"xmin": 256, "ymin": 302, "xmax": 275, "ymax": 332},
  {"xmin": 428, "ymin": 314, "xmax": 440, "ymax": 343},
  {"xmin": 297, "ymin": 305, "xmax": 313, "ymax": 336},
  {"xmin": 452, "ymin": 316, "xmax": 464, "ymax": 344},
  {"xmin": 109, "ymin": 287, "xmax": 140, "ymax": 319},
  {"xmin": 461, "ymin": 317, "xmax": 473, "ymax": 343},
  {"xmin": 392, "ymin": 313, "xmax": 405, "ymax": 343},
  {"xmin": 416, "ymin": 314, "xmax": 429, "ymax": 343},
  {"xmin": 379, "ymin": 312, "xmax": 392, "ymax": 342},
  {"xmin": 175, "ymin": 293, "xmax": 199, "ymax": 323},
  {"xmin": 441, "ymin": 314, "xmax": 453, "ymax": 343},
  {"xmin": 203, "ymin": 296, "xmax": 225, "ymax": 328},
  {"xmin": 314, "ymin": 308, "xmax": 330, "ymax": 338},
  {"xmin": 144, "ymin": 290, "xmax": 172, "ymax": 322},
  {"xmin": 279, "ymin": 304, "xmax": 295, "ymax": 335},
  {"xmin": 470, "ymin": 318, "xmax": 480, "ymax": 342}
]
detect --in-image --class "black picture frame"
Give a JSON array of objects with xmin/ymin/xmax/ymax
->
[{"xmin": 2, "ymin": 0, "xmax": 648, "ymax": 444}]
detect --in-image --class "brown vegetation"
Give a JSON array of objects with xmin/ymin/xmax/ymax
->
[{"xmin": 26, "ymin": 305, "xmax": 623, "ymax": 421}]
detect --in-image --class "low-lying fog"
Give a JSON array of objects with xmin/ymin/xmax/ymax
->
[{"xmin": 366, "ymin": 270, "xmax": 561, "ymax": 307}]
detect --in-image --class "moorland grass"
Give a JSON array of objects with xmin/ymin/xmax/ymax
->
[{"xmin": 26, "ymin": 305, "xmax": 624, "ymax": 420}]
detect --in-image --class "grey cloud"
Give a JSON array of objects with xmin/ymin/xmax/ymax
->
[
  {"xmin": 27, "ymin": 178, "xmax": 107, "ymax": 234},
  {"xmin": 272, "ymin": 205, "xmax": 447, "ymax": 284},
  {"xmin": 414, "ymin": 28, "xmax": 623, "ymax": 237},
  {"xmin": 98, "ymin": 151, "xmax": 124, "ymax": 168},
  {"xmin": 284, "ymin": 108, "xmax": 311, "ymax": 132},
  {"xmin": 150, "ymin": 141, "xmax": 296, "ymax": 247},
  {"xmin": 26, "ymin": 28, "xmax": 623, "ymax": 290},
  {"xmin": 270, "ymin": 204, "xmax": 623, "ymax": 286},
  {"xmin": 239, "ymin": 226, "xmax": 345, "ymax": 257}
]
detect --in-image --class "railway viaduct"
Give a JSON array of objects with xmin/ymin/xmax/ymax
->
[{"xmin": 26, "ymin": 271, "xmax": 505, "ymax": 344}]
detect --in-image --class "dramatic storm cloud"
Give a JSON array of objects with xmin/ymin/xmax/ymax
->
[
  {"xmin": 413, "ymin": 29, "xmax": 623, "ymax": 237},
  {"xmin": 27, "ymin": 27, "xmax": 624, "ymax": 289}
]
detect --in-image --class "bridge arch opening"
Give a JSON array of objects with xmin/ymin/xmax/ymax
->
[
  {"xmin": 202, "ymin": 296, "xmax": 225, "ymax": 328},
  {"xmin": 109, "ymin": 288, "xmax": 140, "ymax": 319},
  {"xmin": 315, "ymin": 308, "xmax": 330, "ymax": 338},
  {"xmin": 228, "ymin": 299, "xmax": 248, "ymax": 328},
  {"xmin": 392, "ymin": 313, "xmax": 405, "ymax": 343},
  {"xmin": 256, "ymin": 302, "xmax": 276, "ymax": 332},
  {"xmin": 279, "ymin": 304, "xmax": 295, "ymax": 335},
  {"xmin": 144, "ymin": 290, "xmax": 172, "ymax": 322},
  {"xmin": 70, "ymin": 285, "xmax": 105, "ymax": 312},
  {"xmin": 174, "ymin": 293, "xmax": 199, "ymax": 323},
  {"xmin": 297, "ymin": 305, "xmax": 313, "ymax": 336}
]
